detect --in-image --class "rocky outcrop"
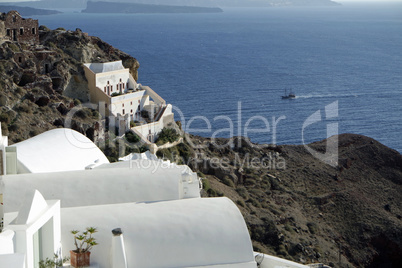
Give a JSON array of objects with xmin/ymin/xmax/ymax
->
[
  {"xmin": 0, "ymin": 26, "xmax": 139, "ymax": 144},
  {"xmin": 38, "ymin": 27, "xmax": 139, "ymax": 99}
]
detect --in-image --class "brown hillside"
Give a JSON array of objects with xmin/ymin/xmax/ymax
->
[{"xmin": 159, "ymin": 133, "xmax": 402, "ymax": 267}]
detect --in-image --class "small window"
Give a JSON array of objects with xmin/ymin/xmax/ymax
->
[
  {"xmin": 131, "ymin": 109, "xmax": 133, "ymax": 113},
  {"xmin": 18, "ymin": 57, "xmax": 22, "ymax": 63},
  {"xmin": 6, "ymin": 29, "xmax": 10, "ymax": 36},
  {"xmin": 122, "ymin": 103, "xmax": 124, "ymax": 107},
  {"xmin": 122, "ymin": 109, "xmax": 125, "ymax": 115},
  {"xmin": 20, "ymin": 28, "xmax": 24, "ymax": 35},
  {"xmin": 32, "ymin": 28, "xmax": 36, "ymax": 35},
  {"xmin": 104, "ymin": 87, "xmax": 106, "ymax": 93},
  {"xmin": 130, "ymin": 101, "xmax": 132, "ymax": 105}
]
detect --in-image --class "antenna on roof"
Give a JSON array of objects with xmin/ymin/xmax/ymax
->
[{"xmin": 255, "ymin": 253, "xmax": 264, "ymax": 267}]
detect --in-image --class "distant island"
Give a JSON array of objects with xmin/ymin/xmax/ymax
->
[
  {"xmin": 82, "ymin": 1, "xmax": 223, "ymax": 14},
  {"xmin": 0, "ymin": 5, "xmax": 61, "ymax": 16},
  {"xmin": 88, "ymin": 0, "xmax": 341, "ymax": 7},
  {"xmin": 0, "ymin": 0, "xmax": 340, "ymax": 12}
]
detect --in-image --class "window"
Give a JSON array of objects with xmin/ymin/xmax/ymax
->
[
  {"xmin": 122, "ymin": 109, "xmax": 125, "ymax": 115},
  {"xmin": 18, "ymin": 57, "xmax": 22, "ymax": 63},
  {"xmin": 104, "ymin": 87, "xmax": 106, "ymax": 93},
  {"xmin": 131, "ymin": 109, "xmax": 133, "ymax": 113},
  {"xmin": 111, "ymin": 85, "xmax": 113, "ymax": 92},
  {"xmin": 20, "ymin": 28, "xmax": 24, "ymax": 35},
  {"xmin": 122, "ymin": 103, "xmax": 124, "ymax": 107},
  {"xmin": 32, "ymin": 28, "xmax": 36, "ymax": 35},
  {"xmin": 6, "ymin": 29, "xmax": 10, "ymax": 36},
  {"xmin": 130, "ymin": 101, "xmax": 132, "ymax": 105}
]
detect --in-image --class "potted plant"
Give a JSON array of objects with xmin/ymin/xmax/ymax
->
[{"xmin": 70, "ymin": 227, "xmax": 98, "ymax": 268}]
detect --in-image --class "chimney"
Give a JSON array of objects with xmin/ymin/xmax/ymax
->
[{"xmin": 110, "ymin": 228, "xmax": 127, "ymax": 268}]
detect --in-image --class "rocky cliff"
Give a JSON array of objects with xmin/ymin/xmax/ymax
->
[
  {"xmin": 0, "ymin": 26, "xmax": 139, "ymax": 144},
  {"xmin": 158, "ymin": 133, "xmax": 402, "ymax": 267}
]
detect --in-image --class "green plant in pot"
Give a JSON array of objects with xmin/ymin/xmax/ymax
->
[{"xmin": 70, "ymin": 227, "xmax": 98, "ymax": 267}]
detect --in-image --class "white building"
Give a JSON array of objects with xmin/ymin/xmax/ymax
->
[
  {"xmin": 0, "ymin": 128, "xmax": 309, "ymax": 268},
  {"xmin": 83, "ymin": 61, "xmax": 175, "ymax": 143},
  {"xmin": 1, "ymin": 189, "xmax": 61, "ymax": 268},
  {"xmin": 0, "ymin": 125, "xmax": 16, "ymax": 175}
]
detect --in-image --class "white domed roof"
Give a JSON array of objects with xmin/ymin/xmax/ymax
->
[{"xmin": 11, "ymin": 128, "xmax": 109, "ymax": 173}]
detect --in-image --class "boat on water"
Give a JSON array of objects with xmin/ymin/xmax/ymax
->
[{"xmin": 281, "ymin": 89, "xmax": 296, "ymax": 99}]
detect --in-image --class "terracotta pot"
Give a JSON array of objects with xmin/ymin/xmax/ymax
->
[{"xmin": 70, "ymin": 250, "xmax": 91, "ymax": 267}]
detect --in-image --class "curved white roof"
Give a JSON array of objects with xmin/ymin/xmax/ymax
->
[
  {"xmin": 84, "ymin": 60, "xmax": 125, "ymax": 74},
  {"xmin": 11, "ymin": 128, "xmax": 109, "ymax": 173},
  {"xmin": 60, "ymin": 198, "xmax": 256, "ymax": 268},
  {"xmin": 3, "ymin": 165, "xmax": 200, "ymax": 212}
]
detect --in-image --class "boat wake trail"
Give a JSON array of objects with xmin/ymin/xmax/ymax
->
[{"xmin": 296, "ymin": 93, "xmax": 358, "ymax": 99}]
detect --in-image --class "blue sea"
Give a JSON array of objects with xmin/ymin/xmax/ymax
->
[{"xmin": 33, "ymin": 3, "xmax": 402, "ymax": 152}]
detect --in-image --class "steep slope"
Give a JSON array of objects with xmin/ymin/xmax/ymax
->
[
  {"xmin": 158, "ymin": 133, "xmax": 402, "ymax": 267},
  {"xmin": 0, "ymin": 26, "xmax": 139, "ymax": 144}
]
